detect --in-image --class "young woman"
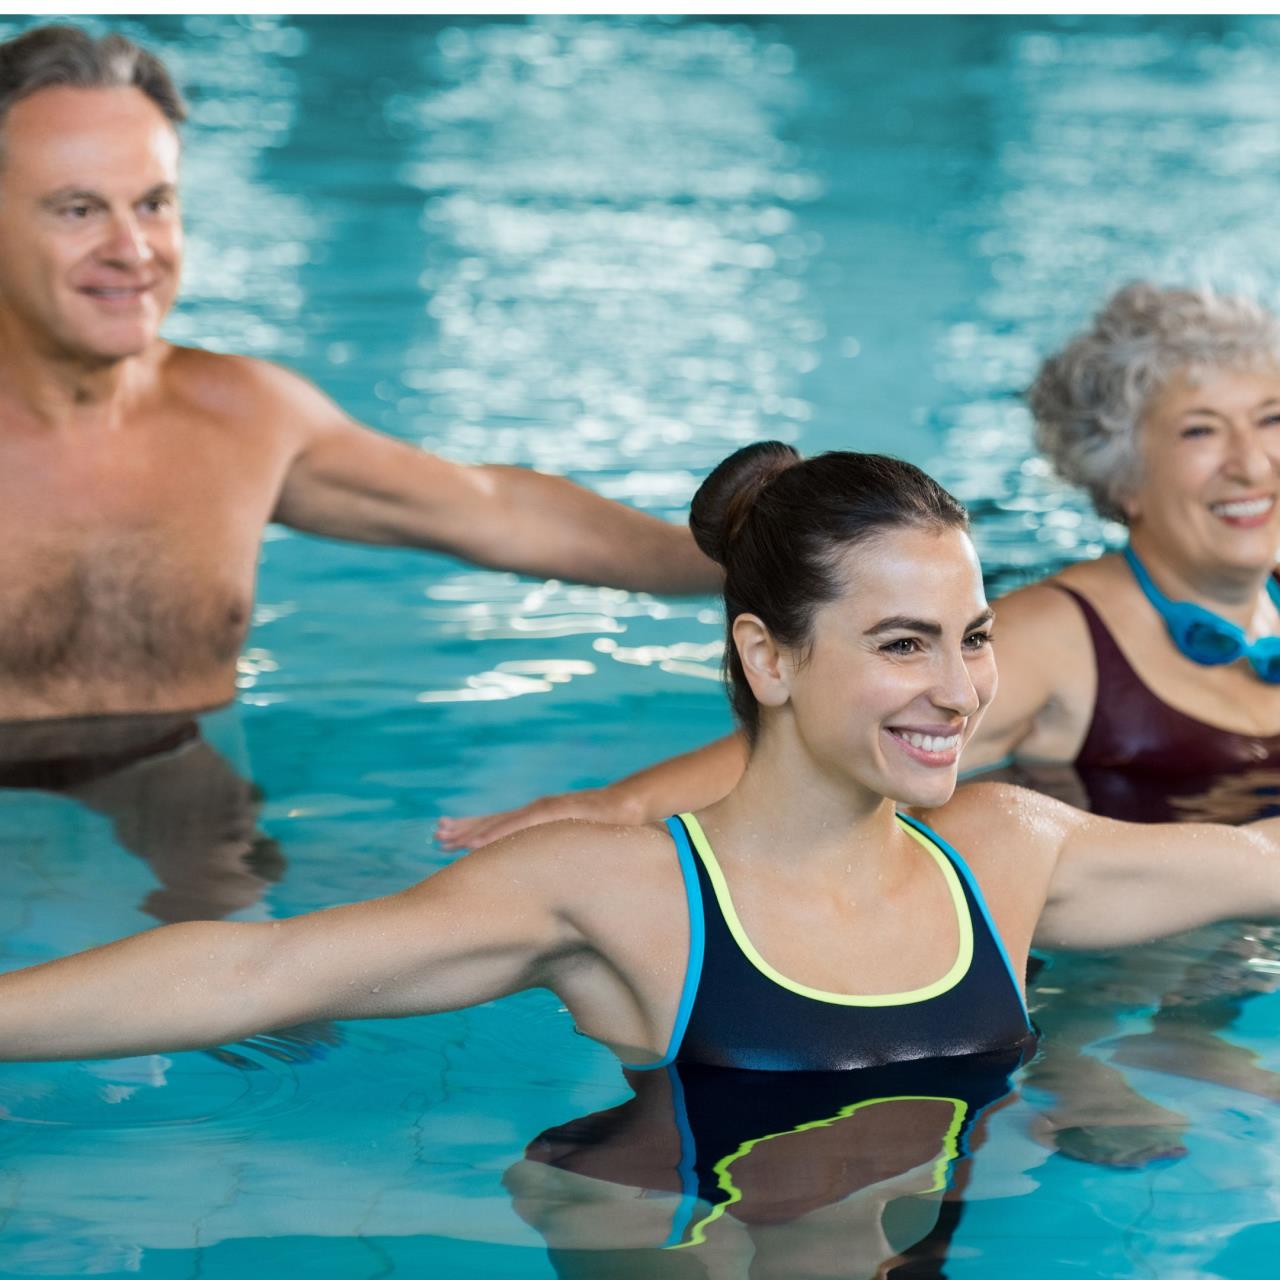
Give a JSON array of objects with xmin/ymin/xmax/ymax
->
[
  {"xmin": 438, "ymin": 282, "xmax": 1280, "ymax": 843},
  {"xmin": 426, "ymin": 286, "xmax": 1280, "ymax": 1169}
]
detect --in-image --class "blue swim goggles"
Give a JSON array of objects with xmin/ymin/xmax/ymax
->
[{"xmin": 1124, "ymin": 545, "xmax": 1280, "ymax": 683}]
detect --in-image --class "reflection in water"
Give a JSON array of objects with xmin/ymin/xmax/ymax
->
[
  {"xmin": 401, "ymin": 18, "xmax": 820, "ymax": 486},
  {"xmin": 511, "ymin": 1051, "xmax": 1028, "ymax": 1278},
  {"xmin": 932, "ymin": 20, "xmax": 1280, "ymax": 596},
  {"xmin": 0, "ymin": 711, "xmax": 279, "ymax": 926},
  {"xmin": 985, "ymin": 761, "xmax": 1280, "ymax": 1168},
  {"xmin": 0, "ymin": 713, "xmax": 345, "ymax": 1076}
]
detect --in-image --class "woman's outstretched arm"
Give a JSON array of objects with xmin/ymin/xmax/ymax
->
[{"xmin": 0, "ymin": 837, "xmax": 579, "ymax": 1062}]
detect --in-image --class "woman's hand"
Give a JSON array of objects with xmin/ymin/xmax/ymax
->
[
  {"xmin": 435, "ymin": 733, "xmax": 750, "ymax": 852},
  {"xmin": 435, "ymin": 788, "xmax": 643, "ymax": 851}
]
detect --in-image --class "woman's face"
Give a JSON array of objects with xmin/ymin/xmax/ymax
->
[
  {"xmin": 781, "ymin": 525, "xmax": 997, "ymax": 810},
  {"xmin": 1127, "ymin": 364, "xmax": 1280, "ymax": 576}
]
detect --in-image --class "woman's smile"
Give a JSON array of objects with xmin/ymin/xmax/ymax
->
[{"xmin": 883, "ymin": 724, "xmax": 965, "ymax": 767}]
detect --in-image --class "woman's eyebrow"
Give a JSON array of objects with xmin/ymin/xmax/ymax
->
[
  {"xmin": 864, "ymin": 608, "xmax": 993, "ymax": 638},
  {"xmin": 864, "ymin": 616, "xmax": 941, "ymax": 637}
]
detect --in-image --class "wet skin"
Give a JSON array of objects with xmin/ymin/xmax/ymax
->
[{"xmin": 0, "ymin": 85, "xmax": 717, "ymax": 722}]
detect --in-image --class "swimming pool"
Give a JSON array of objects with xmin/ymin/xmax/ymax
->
[{"xmin": 3, "ymin": 13, "xmax": 1280, "ymax": 1277}]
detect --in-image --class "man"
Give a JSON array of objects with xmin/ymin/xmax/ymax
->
[
  {"xmin": 0, "ymin": 26, "xmax": 716, "ymax": 922},
  {"xmin": 0, "ymin": 25, "xmax": 717, "ymax": 726}
]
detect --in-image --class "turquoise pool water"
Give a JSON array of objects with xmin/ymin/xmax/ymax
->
[{"xmin": 4, "ymin": 13, "xmax": 1280, "ymax": 1277}]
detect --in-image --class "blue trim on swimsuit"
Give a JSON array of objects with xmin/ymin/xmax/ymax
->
[
  {"xmin": 896, "ymin": 812, "xmax": 1032, "ymax": 1030},
  {"xmin": 659, "ymin": 1064, "xmax": 702, "ymax": 1249},
  {"xmin": 623, "ymin": 816, "xmax": 707, "ymax": 1071}
]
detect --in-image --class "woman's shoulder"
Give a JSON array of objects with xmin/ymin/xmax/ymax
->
[
  {"xmin": 992, "ymin": 555, "xmax": 1128, "ymax": 685},
  {"xmin": 975, "ymin": 567, "xmax": 1101, "ymax": 763},
  {"xmin": 993, "ymin": 574, "xmax": 1092, "ymax": 651},
  {"xmin": 912, "ymin": 783, "xmax": 1080, "ymax": 885},
  {"xmin": 454, "ymin": 817, "xmax": 684, "ymax": 906},
  {"xmin": 909, "ymin": 783, "xmax": 1079, "ymax": 941},
  {"xmin": 998, "ymin": 553, "xmax": 1127, "ymax": 620},
  {"xmin": 1048, "ymin": 551, "xmax": 1136, "ymax": 605},
  {"xmin": 912, "ymin": 780, "xmax": 1065, "ymax": 841}
]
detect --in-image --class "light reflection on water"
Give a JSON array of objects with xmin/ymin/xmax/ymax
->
[
  {"xmin": 3, "ymin": 13, "xmax": 1280, "ymax": 1280},
  {"xmin": 930, "ymin": 17, "xmax": 1280, "ymax": 593},
  {"xmin": 399, "ymin": 16, "xmax": 820, "ymax": 492}
]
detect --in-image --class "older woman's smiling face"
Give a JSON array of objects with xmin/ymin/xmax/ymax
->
[{"xmin": 1125, "ymin": 365, "xmax": 1280, "ymax": 577}]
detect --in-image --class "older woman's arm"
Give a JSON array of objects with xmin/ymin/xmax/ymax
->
[{"xmin": 436, "ymin": 733, "xmax": 749, "ymax": 851}]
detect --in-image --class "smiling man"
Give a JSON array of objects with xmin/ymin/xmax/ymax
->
[{"xmin": 0, "ymin": 26, "xmax": 718, "ymax": 726}]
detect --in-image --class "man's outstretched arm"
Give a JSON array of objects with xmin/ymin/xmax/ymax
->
[{"xmin": 270, "ymin": 368, "xmax": 719, "ymax": 595}]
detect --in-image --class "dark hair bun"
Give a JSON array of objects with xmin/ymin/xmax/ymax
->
[{"xmin": 689, "ymin": 441, "xmax": 801, "ymax": 566}]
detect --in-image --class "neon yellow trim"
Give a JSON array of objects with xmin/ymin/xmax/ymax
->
[
  {"xmin": 667, "ymin": 1094, "xmax": 968, "ymax": 1250},
  {"xmin": 678, "ymin": 812, "xmax": 973, "ymax": 1006}
]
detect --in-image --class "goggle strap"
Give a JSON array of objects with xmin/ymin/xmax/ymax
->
[{"xmin": 1122, "ymin": 545, "xmax": 1171, "ymax": 614}]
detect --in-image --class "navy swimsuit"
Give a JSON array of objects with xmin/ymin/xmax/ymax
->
[
  {"xmin": 634, "ymin": 812, "xmax": 1033, "ymax": 1073},
  {"xmin": 526, "ymin": 813, "xmax": 1035, "ymax": 1256}
]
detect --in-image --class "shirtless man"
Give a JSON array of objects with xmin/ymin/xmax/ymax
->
[
  {"xmin": 0, "ymin": 26, "xmax": 716, "ymax": 725},
  {"xmin": 0, "ymin": 27, "xmax": 716, "ymax": 919}
]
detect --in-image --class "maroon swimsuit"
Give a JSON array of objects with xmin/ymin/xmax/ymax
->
[
  {"xmin": 1057, "ymin": 584, "xmax": 1280, "ymax": 773},
  {"xmin": 1054, "ymin": 585, "xmax": 1280, "ymax": 823}
]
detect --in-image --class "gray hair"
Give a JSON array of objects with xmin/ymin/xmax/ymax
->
[
  {"xmin": 1029, "ymin": 282, "xmax": 1280, "ymax": 522},
  {"xmin": 0, "ymin": 25, "xmax": 186, "ymax": 133}
]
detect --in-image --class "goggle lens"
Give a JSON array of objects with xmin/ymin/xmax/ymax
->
[
  {"xmin": 1248, "ymin": 641, "xmax": 1280, "ymax": 684},
  {"xmin": 1182, "ymin": 621, "xmax": 1242, "ymax": 664}
]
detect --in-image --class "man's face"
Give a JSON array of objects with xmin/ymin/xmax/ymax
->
[{"xmin": 0, "ymin": 84, "xmax": 181, "ymax": 364}]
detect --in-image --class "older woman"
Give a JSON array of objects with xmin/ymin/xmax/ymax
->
[{"xmin": 437, "ymin": 282, "xmax": 1280, "ymax": 837}]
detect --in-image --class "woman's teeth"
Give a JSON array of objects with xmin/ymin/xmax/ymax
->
[
  {"xmin": 895, "ymin": 731, "xmax": 959, "ymax": 753},
  {"xmin": 1211, "ymin": 497, "xmax": 1274, "ymax": 518}
]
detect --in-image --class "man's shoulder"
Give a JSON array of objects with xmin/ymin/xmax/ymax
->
[
  {"xmin": 162, "ymin": 345, "xmax": 346, "ymax": 444},
  {"xmin": 164, "ymin": 344, "xmax": 312, "ymax": 405}
]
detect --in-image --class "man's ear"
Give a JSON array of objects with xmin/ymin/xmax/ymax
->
[{"xmin": 732, "ymin": 613, "xmax": 790, "ymax": 709}]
